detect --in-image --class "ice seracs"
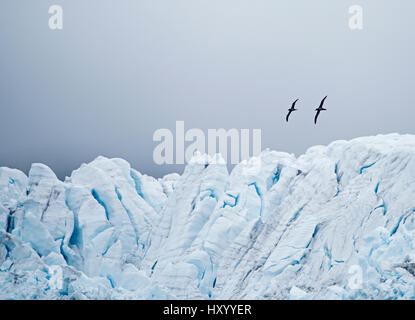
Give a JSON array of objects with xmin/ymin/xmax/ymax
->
[{"xmin": 1, "ymin": 133, "xmax": 415, "ymax": 299}]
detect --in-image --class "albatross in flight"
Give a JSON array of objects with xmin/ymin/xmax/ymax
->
[
  {"xmin": 314, "ymin": 96, "xmax": 328, "ymax": 124},
  {"xmin": 286, "ymin": 99, "xmax": 299, "ymax": 122}
]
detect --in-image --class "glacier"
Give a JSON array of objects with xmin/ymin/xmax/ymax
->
[{"xmin": 1, "ymin": 133, "xmax": 415, "ymax": 300}]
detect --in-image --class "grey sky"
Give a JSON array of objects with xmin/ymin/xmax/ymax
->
[{"xmin": 1, "ymin": 0, "xmax": 414, "ymax": 179}]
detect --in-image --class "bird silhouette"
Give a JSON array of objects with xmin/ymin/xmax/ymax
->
[
  {"xmin": 286, "ymin": 99, "xmax": 299, "ymax": 122},
  {"xmin": 314, "ymin": 96, "xmax": 327, "ymax": 124}
]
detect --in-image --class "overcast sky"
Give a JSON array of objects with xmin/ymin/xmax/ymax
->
[{"xmin": 1, "ymin": 0, "xmax": 414, "ymax": 179}]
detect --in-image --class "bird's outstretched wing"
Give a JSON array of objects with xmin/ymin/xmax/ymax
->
[
  {"xmin": 314, "ymin": 110, "xmax": 320, "ymax": 124},
  {"xmin": 292, "ymin": 99, "xmax": 299, "ymax": 108},
  {"xmin": 319, "ymin": 96, "xmax": 328, "ymax": 108},
  {"xmin": 286, "ymin": 110, "xmax": 292, "ymax": 122}
]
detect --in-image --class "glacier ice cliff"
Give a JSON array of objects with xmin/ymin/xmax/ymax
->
[{"xmin": 1, "ymin": 134, "xmax": 415, "ymax": 299}]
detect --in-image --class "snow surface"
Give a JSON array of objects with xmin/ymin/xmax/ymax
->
[{"xmin": 1, "ymin": 134, "xmax": 415, "ymax": 299}]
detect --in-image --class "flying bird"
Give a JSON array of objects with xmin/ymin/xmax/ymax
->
[
  {"xmin": 286, "ymin": 99, "xmax": 299, "ymax": 122},
  {"xmin": 314, "ymin": 96, "xmax": 328, "ymax": 124}
]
